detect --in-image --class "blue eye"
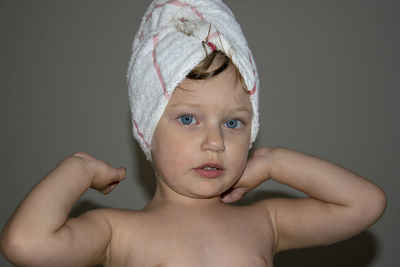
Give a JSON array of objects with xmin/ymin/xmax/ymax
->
[
  {"xmin": 179, "ymin": 115, "xmax": 196, "ymax": 125},
  {"xmin": 225, "ymin": 119, "xmax": 241, "ymax": 129}
]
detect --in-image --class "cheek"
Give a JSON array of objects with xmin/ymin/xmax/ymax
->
[
  {"xmin": 225, "ymin": 136, "xmax": 250, "ymax": 174},
  {"xmin": 152, "ymin": 129, "xmax": 191, "ymax": 174}
]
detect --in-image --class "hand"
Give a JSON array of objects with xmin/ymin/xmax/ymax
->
[
  {"xmin": 221, "ymin": 147, "xmax": 273, "ymax": 203},
  {"xmin": 72, "ymin": 152, "xmax": 126, "ymax": 194}
]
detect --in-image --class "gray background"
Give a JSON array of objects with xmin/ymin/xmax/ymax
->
[{"xmin": 0, "ymin": 0, "xmax": 398, "ymax": 266}]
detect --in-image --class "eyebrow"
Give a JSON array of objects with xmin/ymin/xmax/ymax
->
[
  {"xmin": 228, "ymin": 106, "xmax": 252, "ymax": 114},
  {"xmin": 168, "ymin": 102, "xmax": 252, "ymax": 114},
  {"xmin": 168, "ymin": 102, "xmax": 202, "ymax": 110}
]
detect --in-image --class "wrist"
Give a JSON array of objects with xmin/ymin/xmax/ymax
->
[
  {"xmin": 262, "ymin": 146, "xmax": 282, "ymax": 180},
  {"xmin": 250, "ymin": 146, "xmax": 275, "ymax": 181},
  {"xmin": 68, "ymin": 153, "xmax": 96, "ymax": 184}
]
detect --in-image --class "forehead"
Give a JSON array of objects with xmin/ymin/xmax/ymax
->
[{"xmin": 168, "ymin": 63, "xmax": 252, "ymax": 110}]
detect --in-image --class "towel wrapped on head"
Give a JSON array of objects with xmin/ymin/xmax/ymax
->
[{"xmin": 127, "ymin": 0, "xmax": 259, "ymax": 160}]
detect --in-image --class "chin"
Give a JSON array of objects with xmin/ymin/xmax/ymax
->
[{"xmin": 185, "ymin": 184, "xmax": 230, "ymax": 199}]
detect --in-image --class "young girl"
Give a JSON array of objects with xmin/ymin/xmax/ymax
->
[{"xmin": 1, "ymin": 0, "xmax": 386, "ymax": 266}]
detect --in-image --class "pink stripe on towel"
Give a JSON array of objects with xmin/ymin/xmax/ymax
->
[
  {"xmin": 133, "ymin": 120, "xmax": 151, "ymax": 148},
  {"xmin": 152, "ymin": 34, "xmax": 169, "ymax": 99}
]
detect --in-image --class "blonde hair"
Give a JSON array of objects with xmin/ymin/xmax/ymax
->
[
  {"xmin": 187, "ymin": 50, "xmax": 229, "ymax": 79},
  {"xmin": 187, "ymin": 50, "xmax": 248, "ymax": 93}
]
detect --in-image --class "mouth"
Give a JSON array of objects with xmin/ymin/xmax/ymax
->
[
  {"xmin": 202, "ymin": 166, "xmax": 220, "ymax": 170},
  {"xmin": 194, "ymin": 163, "xmax": 224, "ymax": 178}
]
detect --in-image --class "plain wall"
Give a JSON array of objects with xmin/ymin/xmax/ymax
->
[{"xmin": 1, "ymin": 1, "xmax": 398, "ymax": 266}]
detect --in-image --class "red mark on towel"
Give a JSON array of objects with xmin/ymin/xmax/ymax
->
[
  {"xmin": 188, "ymin": 5, "xmax": 204, "ymax": 20},
  {"xmin": 248, "ymin": 53, "xmax": 257, "ymax": 95},
  {"xmin": 206, "ymin": 41, "xmax": 216, "ymax": 52},
  {"xmin": 168, "ymin": 0, "xmax": 204, "ymax": 20},
  {"xmin": 133, "ymin": 120, "xmax": 151, "ymax": 148},
  {"xmin": 205, "ymin": 30, "xmax": 221, "ymax": 52},
  {"xmin": 208, "ymin": 30, "xmax": 221, "ymax": 40},
  {"xmin": 152, "ymin": 34, "xmax": 170, "ymax": 99}
]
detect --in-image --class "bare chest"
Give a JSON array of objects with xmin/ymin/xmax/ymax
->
[{"xmin": 111, "ymin": 207, "xmax": 275, "ymax": 267}]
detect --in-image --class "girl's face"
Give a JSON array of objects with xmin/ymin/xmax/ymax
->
[{"xmin": 151, "ymin": 63, "xmax": 252, "ymax": 203}]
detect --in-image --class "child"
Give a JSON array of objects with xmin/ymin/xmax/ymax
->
[{"xmin": 0, "ymin": 0, "xmax": 386, "ymax": 266}]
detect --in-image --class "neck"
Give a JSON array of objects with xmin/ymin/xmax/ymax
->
[{"xmin": 144, "ymin": 178, "xmax": 225, "ymax": 210}]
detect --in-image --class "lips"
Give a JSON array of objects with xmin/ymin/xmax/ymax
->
[{"xmin": 194, "ymin": 163, "xmax": 224, "ymax": 178}]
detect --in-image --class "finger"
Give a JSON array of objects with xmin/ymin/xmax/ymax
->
[
  {"xmin": 100, "ymin": 165, "xmax": 126, "ymax": 182},
  {"xmin": 117, "ymin": 167, "xmax": 127, "ymax": 180},
  {"xmin": 91, "ymin": 165, "xmax": 127, "ymax": 192},
  {"xmin": 221, "ymin": 192, "xmax": 240, "ymax": 203},
  {"xmin": 221, "ymin": 187, "xmax": 247, "ymax": 203},
  {"xmin": 221, "ymin": 193, "xmax": 235, "ymax": 203},
  {"xmin": 100, "ymin": 181, "xmax": 120, "ymax": 195}
]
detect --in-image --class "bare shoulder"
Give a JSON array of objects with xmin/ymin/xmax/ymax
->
[
  {"xmin": 84, "ymin": 208, "xmax": 146, "ymax": 266},
  {"xmin": 247, "ymin": 197, "xmax": 320, "ymax": 252},
  {"xmin": 242, "ymin": 199, "xmax": 281, "ymax": 252},
  {"xmin": 249, "ymin": 197, "xmax": 321, "ymax": 252},
  {"xmin": 91, "ymin": 207, "xmax": 146, "ymax": 235},
  {"xmin": 250, "ymin": 197, "xmax": 289, "ymax": 219},
  {"xmin": 78, "ymin": 207, "xmax": 145, "ymax": 239},
  {"xmin": 244, "ymin": 199, "xmax": 276, "ymax": 222},
  {"xmin": 94, "ymin": 207, "xmax": 143, "ymax": 220}
]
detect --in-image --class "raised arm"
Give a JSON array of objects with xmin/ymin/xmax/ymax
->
[
  {"xmin": 0, "ymin": 152, "xmax": 126, "ymax": 266},
  {"xmin": 222, "ymin": 147, "xmax": 387, "ymax": 252}
]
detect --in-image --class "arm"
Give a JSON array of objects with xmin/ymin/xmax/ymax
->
[
  {"xmin": 222, "ymin": 147, "xmax": 386, "ymax": 252},
  {"xmin": 0, "ymin": 152, "xmax": 126, "ymax": 266}
]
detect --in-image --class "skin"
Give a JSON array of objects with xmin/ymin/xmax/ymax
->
[
  {"xmin": 149, "ymin": 61, "xmax": 253, "ymax": 207},
  {"xmin": 0, "ymin": 62, "xmax": 387, "ymax": 267}
]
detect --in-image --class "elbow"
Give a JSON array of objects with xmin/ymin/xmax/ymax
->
[
  {"xmin": 1, "ymin": 230, "xmax": 30, "ymax": 266},
  {"xmin": 357, "ymin": 185, "xmax": 387, "ymax": 228},
  {"xmin": 371, "ymin": 186, "xmax": 387, "ymax": 221},
  {"xmin": 1, "ymin": 229, "xmax": 46, "ymax": 266},
  {"xmin": 1, "ymin": 229, "xmax": 24, "ymax": 265}
]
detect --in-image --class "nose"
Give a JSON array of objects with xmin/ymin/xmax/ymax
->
[{"xmin": 201, "ymin": 125, "xmax": 225, "ymax": 153}]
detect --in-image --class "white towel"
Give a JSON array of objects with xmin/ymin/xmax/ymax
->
[{"xmin": 127, "ymin": 0, "xmax": 259, "ymax": 160}]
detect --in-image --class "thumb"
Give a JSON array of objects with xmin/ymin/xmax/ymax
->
[
  {"xmin": 221, "ymin": 187, "xmax": 248, "ymax": 203},
  {"xmin": 98, "ymin": 167, "xmax": 126, "ymax": 194}
]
